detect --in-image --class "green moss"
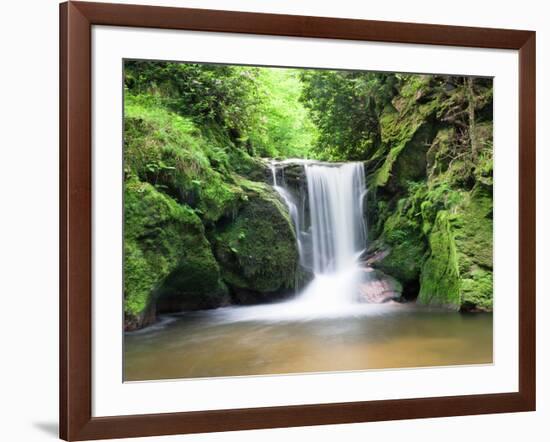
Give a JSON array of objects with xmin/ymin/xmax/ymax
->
[
  {"xmin": 372, "ymin": 112, "xmax": 423, "ymax": 187},
  {"xmin": 373, "ymin": 198, "xmax": 426, "ymax": 283},
  {"xmin": 460, "ymin": 267, "xmax": 493, "ymax": 311},
  {"xmin": 124, "ymin": 178, "xmax": 187, "ymax": 319},
  {"xmin": 454, "ymin": 186, "xmax": 493, "ymax": 310},
  {"xmin": 473, "ymin": 122, "xmax": 494, "ymax": 187},
  {"xmin": 124, "ymin": 178, "xmax": 227, "ymax": 327},
  {"xmin": 371, "ymin": 96, "xmax": 438, "ymax": 189},
  {"xmin": 227, "ymin": 149, "xmax": 269, "ymax": 181},
  {"xmin": 426, "ymin": 128, "xmax": 454, "ymax": 178},
  {"xmin": 420, "ymin": 200, "xmax": 434, "ymax": 235},
  {"xmin": 418, "ymin": 211, "xmax": 461, "ymax": 309},
  {"xmin": 212, "ymin": 181, "xmax": 299, "ymax": 294},
  {"xmin": 124, "ymin": 95, "xmax": 246, "ymax": 223},
  {"xmin": 124, "ymin": 239, "xmax": 158, "ymax": 318}
]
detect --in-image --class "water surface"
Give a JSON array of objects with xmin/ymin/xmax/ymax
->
[{"xmin": 125, "ymin": 303, "xmax": 493, "ymax": 381}]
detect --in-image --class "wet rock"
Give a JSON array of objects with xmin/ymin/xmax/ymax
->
[
  {"xmin": 359, "ymin": 247, "xmax": 390, "ymax": 266},
  {"xmin": 358, "ymin": 267, "xmax": 402, "ymax": 303},
  {"xmin": 212, "ymin": 181, "xmax": 300, "ymax": 297}
]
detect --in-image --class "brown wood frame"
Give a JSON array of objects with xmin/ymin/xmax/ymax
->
[{"xmin": 60, "ymin": 1, "xmax": 536, "ymax": 440}]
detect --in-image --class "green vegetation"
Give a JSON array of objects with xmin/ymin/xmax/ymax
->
[
  {"xmin": 124, "ymin": 178, "xmax": 228, "ymax": 330},
  {"xmin": 418, "ymin": 211, "xmax": 461, "ymax": 309},
  {"xmin": 125, "ymin": 61, "xmax": 317, "ymax": 160},
  {"xmin": 123, "ymin": 61, "xmax": 309, "ymax": 327},
  {"xmin": 300, "ymin": 70, "xmax": 395, "ymax": 160},
  {"xmin": 212, "ymin": 180, "xmax": 300, "ymax": 302},
  {"xmin": 361, "ymin": 75, "xmax": 493, "ymax": 310},
  {"xmin": 123, "ymin": 60, "xmax": 493, "ymax": 330}
]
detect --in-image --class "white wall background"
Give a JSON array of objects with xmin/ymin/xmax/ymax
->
[{"xmin": 0, "ymin": 0, "xmax": 547, "ymax": 441}]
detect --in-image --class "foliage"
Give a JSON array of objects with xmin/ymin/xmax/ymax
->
[
  {"xmin": 249, "ymin": 68, "xmax": 318, "ymax": 158},
  {"xmin": 125, "ymin": 61, "xmax": 317, "ymax": 159},
  {"xmin": 300, "ymin": 70, "xmax": 397, "ymax": 160},
  {"xmin": 125, "ymin": 61, "xmax": 262, "ymax": 143},
  {"xmin": 124, "ymin": 94, "xmax": 246, "ymax": 223}
]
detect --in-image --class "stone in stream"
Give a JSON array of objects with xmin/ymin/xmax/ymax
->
[{"xmin": 358, "ymin": 267, "xmax": 402, "ymax": 304}]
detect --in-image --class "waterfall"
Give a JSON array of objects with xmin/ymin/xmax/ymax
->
[
  {"xmin": 305, "ymin": 163, "xmax": 367, "ymax": 274},
  {"xmin": 216, "ymin": 160, "xmax": 376, "ymax": 322},
  {"xmin": 269, "ymin": 160, "xmax": 368, "ymax": 313},
  {"xmin": 270, "ymin": 164, "xmax": 305, "ymax": 266}
]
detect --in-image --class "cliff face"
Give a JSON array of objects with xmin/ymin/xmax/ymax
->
[{"xmin": 366, "ymin": 75, "xmax": 493, "ymax": 311}]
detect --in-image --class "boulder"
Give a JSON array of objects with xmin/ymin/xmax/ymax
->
[
  {"xmin": 124, "ymin": 178, "xmax": 229, "ymax": 330},
  {"xmin": 417, "ymin": 186, "xmax": 493, "ymax": 312},
  {"xmin": 358, "ymin": 267, "xmax": 402, "ymax": 303},
  {"xmin": 212, "ymin": 180, "xmax": 301, "ymax": 302}
]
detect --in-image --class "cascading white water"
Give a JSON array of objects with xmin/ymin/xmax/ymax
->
[
  {"xmin": 305, "ymin": 163, "xmax": 367, "ymax": 274},
  {"xmin": 267, "ymin": 160, "xmax": 368, "ymax": 315},
  {"xmin": 270, "ymin": 164, "xmax": 305, "ymax": 265},
  {"xmin": 218, "ymin": 160, "xmax": 383, "ymax": 321}
]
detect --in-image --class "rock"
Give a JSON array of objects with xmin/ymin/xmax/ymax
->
[
  {"xmin": 360, "ymin": 247, "xmax": 390, "ymax": 266},
  {"xmin": 454, "ymin": 186, "xmax": 493, "ymax": 311},
  {"xmin": 358, "ymin": 267, "xmax": 402, "ymax": 303},
  {"xmin": 124, "ymin": 178, "xmax": 229, "ymax": 330},
  {"xmin": 417, "ymin": 186, "xmax": 493, "ymax": 312},
  {"xmin": 124, "ymin": 301, "xmax": 156, "ymax": 332},
  {"xmin": 417, "ymin": 210, "xmax": 461, "ymax": 310},
  {"xmin": 212, "ymin": 180, "xmax": 300, "ymax": 302},
  {"xmin": 229, "ymin": 151, "xmax": 271, "ymax": 182},
  {"xmin": 370, "ymin": 205, "xmax": 426, "ymax": 287},
  {"xmin": 270, "ymin": 162, "xmax": 309, "ymax": 212},
  {"xmin": 386, "ymin": 122, "xmax": 436, "ymax": 194}
]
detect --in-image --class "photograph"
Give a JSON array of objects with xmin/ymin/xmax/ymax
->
[
  {"xmin": 2, "ymin": 0, "xmax": 543, "ymax": 440},
  {"xmin": 123, "ymin": 60, "xmax": 494, "ymax": 382}
]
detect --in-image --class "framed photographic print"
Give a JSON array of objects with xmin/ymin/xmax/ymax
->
[{"xmin": 60, "ymin": 1, "xmax": 536, "ymax": 440}]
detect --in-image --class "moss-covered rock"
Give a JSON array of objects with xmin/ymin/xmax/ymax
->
[
  {"xmin": 454, "ymin": 186, "xmax": 493, "ymax": 311},
  {"xmin": 416, "ymin": 186, "xmax": 493, "ymax": 311},
  {"xmin": 212, "ymin": 180, "xmax": 300, "ymax": 302},
  {"xmin": 364, "ymin": 75, "xmax": 494, "ymax": 311},
  {"xmin": 371, "ymin": 198, "xmax": 426, "ymax": 286},
  {"xmin": 227, "ymin": 149, "xmax": 270, "ymax": 182},
  {"xmin": 124, "ymin": 178, "xmax": 228, "ymax": 330},
  {"xmin": 417, "ymin": 211, "xmax": 461, "ymax": 309},
  {"xmin": 124, "ymin": 178, "xmax": 185, "ymax": 328},
  {"xmin": 369, "ymin": 79, "xmax": 439, "ymax": 190},
  {"xmin": 388, "ymin": 122, "xmax": 434, "ymax": 192}
]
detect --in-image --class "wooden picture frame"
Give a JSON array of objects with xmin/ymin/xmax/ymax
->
[{"xmin": 60, "ymin": 1, "xmax": 536, "ymax": 440}]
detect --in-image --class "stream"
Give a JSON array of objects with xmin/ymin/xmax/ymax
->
[{"xmin": 125, "ymin": 305, "xmax": 492, "ymax": 381}]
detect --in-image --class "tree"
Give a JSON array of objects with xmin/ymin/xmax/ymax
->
[{"xmin": 300, "ymin": 70, "xmax": 397, "ymax": 160}]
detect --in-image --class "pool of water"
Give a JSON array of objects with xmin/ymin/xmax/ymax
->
[{"xmin": 124, "ymin": 302, "xmax": 493, "ymax": 381}]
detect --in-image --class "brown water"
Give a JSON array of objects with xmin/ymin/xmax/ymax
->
[{"xmin": 124, "ymin": 303, "xmax": 492, "ymax": 381}]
